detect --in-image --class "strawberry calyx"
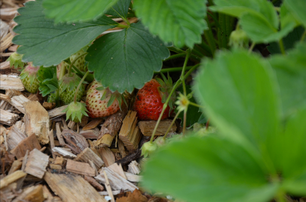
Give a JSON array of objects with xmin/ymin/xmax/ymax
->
[
  {"xmin": 59, "ymin": 73, "xmax": 82, "ymax": 93},
  {"xmin": 7, "ymin": 52, "xmax": 25, "ymax": 69},
  {"xmin": 63, "ymin": 101, "xmax": 88, "ymax": 123},
  {"xmin": 155, "ymin": 73, "xmax": 176, "ymax": 110}
]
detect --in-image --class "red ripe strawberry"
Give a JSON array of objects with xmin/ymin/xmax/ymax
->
[
  {"xmin": 85, "ymin": 80, "xmax": 122, "ymax": 118},
  {"xmin": 133, "ymin": 76, "xmax": 175, "ymax": 121}
]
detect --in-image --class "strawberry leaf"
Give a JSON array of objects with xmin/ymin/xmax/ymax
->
[
  {"xmin": 142, "ymin": 135, "xmax": 278, "ymax": 202},
  {"xmin": 42, "ymin": 0, "xmax": 118, "ymax": 23},
  {"xmin": 106, "ymin": 0, "xmax": 131, "ymax": 18},
  {"xmin": 37, "ymin": 66, "xmax": 58, "ymax": 97},
  {"xmin": 13, "ymin": 0, "xmax": 117, "ymax": 67},
  {"xmin": 133, "ymin": 0, "xmax": 208, "ymax": 48},
  {"xmin": 86, "ymin": 22, "xmax": 170, "ymax": 93}
]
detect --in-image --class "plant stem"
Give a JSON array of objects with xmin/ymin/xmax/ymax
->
[
  {"xmin": 278, "ymin": 39, "xmax": 286, "ymax": 55},
  {"xmin": 181, "ymin": 49, "xmax": 190, "ymax": 95},
  {"xmin": 158, "ymin": 66, "xmax": 194, "ymax": 73},
  {"xmin": 182, "ymin": 110, "xmax": 187, "ymax": 135},
  {"xmin": 68, "ymin": 52, "xmax": 87, "ymax": 76},
  {"xmin": 248, "ymin": 42, "xmax": 256, "ymax": 53},
  {"xmin": 189, "ymin": 102, "xmax": 203, "ymax": 108},
  {"xmin": 163, "ymin": 111, "xmax": 181, "ymax": 140},
  {"xmin": 149, "ymin": 80, "xmax": 181, "ymax": 143},
  {"xmin": 117, "ymin": 23, "xmax": 129, "ymax": 29},
  {"xmin": 59, "ymin": 62, "xmax": 66, "ymax": 81},
  {"xmin": 74, "ymin": 71, "xmax": 89, "ymax": 103},
  {"xmin": 150, "ymin": 51, "xmax": 193, "ymax": 143},
  {"xmin": 164, "ymin": 53, "xmax": 186, "ymax": 61}
]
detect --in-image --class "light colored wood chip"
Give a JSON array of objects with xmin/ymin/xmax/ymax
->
[
  {"xmin": 52, "ymin": 147, "xmax": 76, "ymax": 158},
  {"xmin": 48, "ymin": 105, "xmax": 67, "ymax": 120},
  {"xmin": 66, "ymin": 159, "xmax": 95, "ymax": 176},
  {"xmin": 44, "ymin": 171, "xmax": 107, "ymax": 202},
  {"xmin": 74, "ymin": 147, "xmax": 104, "ymax": 169},
  {"xmin": 0, "ymin": 170, "xmax": 26, "ymax": 189},
  {"xmin": 95, "ymin": 167, "xmax": 138, "ymax": 192},
  {"xmin": 0, "ymin": 109, "xmax": 19, "ymax": 126},
  {"xmin": 24, "ymin": 101, "xmax": 50, "ymax": 145},
  {"xmin": 0, "ymin": 75, "xmax": 24, "ymax": 91},
  {"xmin": 25, "ymin": 148, "xmax": 49, "ymax": 179}
]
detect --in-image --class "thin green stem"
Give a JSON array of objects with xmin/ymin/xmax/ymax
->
[
  {"xmin": 182, "ymin": 110, "xmax": 187, "ymax": 135},
  {"xmin": 164, "ymin": 53, "xmax": 186, "ymax": 61},
  {"xmin": 158, "ymin": 66, "xmax": 194, "ymax": 73},
  {"xmin": 181, "ymin": 49, "xmax": 190, "ymax": 96},
  {"xmin": 248, "ymin": 42, "xmax": 256, "ymax": 53},
  {"xmin": 59, "ymin": 62, "xmax": 66, "ymax": 81},
  {"xmin": 68, "ymin": 52, "xmax": 87, "ymax": 76},
  {"xmin": 149, "ymin": 63, "xmax": 200, "ymax": 143},
  {"xmin": 279, "ymin": 39, "xmax": 286, "ymax": 55},
  {"xmin": 189, "ymin": 102, "xmax": 203, "ymax": 108},
  {"xmin": 74, "ymin": 71, "xmax": 89, "ymax": 103},
  {"xmin": 301, "ymin": 30, "xmax": 306, "ymax": 42},
  {"xmin": 163, "ymin": 111, "xmax": 181, "ymax": 140}
]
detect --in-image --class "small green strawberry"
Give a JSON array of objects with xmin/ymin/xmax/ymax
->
[
  {"xmin": 70, "ymin": 47, "xmax": 88, "ymax": 72},
  {"xmin": 141, "ymin": 141, "xmax": 158, "ymax": 158},
  {"xmin": 20, "ymin": 63, "xmax": 40, "ymax": 93},
  {"xmin": 59, "ymin": 73, "xmax": 85, "ymax": 104},
  {"xmin": 63, "ymin": 101, "xmax": 88, "ymax": 123},
  {"xmin": 85, "ymin": 80, "xmax": 124, "ymax": 118},
  {"xmin": 7, "ymin": 52, "xmax": 25, "ymax": 69},
  {"xmin": 229, "ymin": 29, "xmax": 249, "ymax": 48}
]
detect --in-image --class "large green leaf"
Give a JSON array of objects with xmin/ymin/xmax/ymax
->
[
  {"xmin": 86, "ymin": 22, "xmax": 170, "ymax": 93},
  {"xmin": 268, "ymin": 42, "xmax": 306, "ymax": 117},
  {"xmin": 240, "ymin": 12, "xmax": 294, "ymax": 43},
  {"xmin": 211, "ymin": 0, "xmax": 278, "ymax": 28},
  {"xmin": 141, "ymin": 135, "xmax": 278, "ymax": 202},
  {"xmin": 270, "ymin": 108, "xmax": 306, "ymax": 196},
  {"xmin": 42, "ymin": 0, "xmax": 118, "ymax": 23},
  {"xmin": 13, "ymin": 0, "xmax": 117, "ymax": 67},
  {"xmin": 133, "ymin": 0, "xmax": 208, "ymax": 48},
  {"xmin": 284, "ymin": 0, "xmax": 306, "ymax": 27},
  {"xmin": 106, "ymin": 0, "xmax": 131, "ymax": 18},
  {"xmin": 193, "ymin": 50, "xmax": 280, "ymax": 153}
]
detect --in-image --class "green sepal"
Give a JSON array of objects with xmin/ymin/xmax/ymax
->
[
  {"xmin": 63, "ymin": 101, "xmax": 88, "ymax": 123},
  {"xmin": 6, "ymin": 52, "xmax": 25, "ymax": 69},
  {"xmin": 59, "ymin": 73, "xmax": 82, "ymax": 92},
  {"xmin": 156, "ymin": 73, "xmax": 176, "ymax": 110}
]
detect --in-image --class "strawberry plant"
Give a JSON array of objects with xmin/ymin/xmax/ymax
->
[{"xmin": 11, "ymin": 0, "xmax": 306, "ymax": 201}]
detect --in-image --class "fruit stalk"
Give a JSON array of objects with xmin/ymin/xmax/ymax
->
[
  {"xmin": 68, "ymin": 52, "xmax": 87, "ymax": 76},
  {"xmin": 149, "ymin": 50, "xmax": 191, "ymax": 142},
  {"xmin": 74, "ymin": 71, "xmax": 89, "ymax": 103}
]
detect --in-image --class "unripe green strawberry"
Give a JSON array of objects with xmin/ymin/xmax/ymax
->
[
  {"xmin": 141, "ymin": 141, "xmax": 158, "ymax": 158},
  {"xmin": 59, "ymin": 73, "xmax": 85, "ymax": 104},
  {"xmin": 70, "ymin": 47, "xmax": 88, "ymax": 72},
  {"xmin": 20, "ymin": 63, "xmax": 40, "ymax": 93},
  {"xmin": 229, "ymin": 29, "xmax": 249, "ymax": 48}
]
